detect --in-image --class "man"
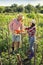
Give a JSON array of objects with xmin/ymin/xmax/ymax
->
[{"xmin": 9, "ymin": 14, "xmax": 24, "ymax": 54}]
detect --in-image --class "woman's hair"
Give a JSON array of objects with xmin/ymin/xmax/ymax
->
[{"xmin": 30, "ymin": 23, "xmax": 35, "ymax": 28}]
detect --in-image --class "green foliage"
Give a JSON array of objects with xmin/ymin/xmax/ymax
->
[
  {"xmin": 36, "ymin": 4, "xmax": 41, "ymax": 12},
  {"xmin": 0, "ymin": 13, "xmax": 43, "ymax": 65},
  {"xmin": 25, "ymin": 4, "xmax": 34, "ymax": 13},
  {"xmin": 3, "ymin": 7, "xmax": 12, "ymax": 13},
  {"xmin": 0, "ymin": 4, "xmax": 43, "ymax": 13},
  {"xmin": 17, "ymin": 5, "xmax": 24, "ymax": 12},
  {"xmin": 27, "ymin": 12, "xmax": 36, "ymax": 19},
  {"xmin": 0, "ymin": 39, "xmax": 8, "ymax": 52},
  {"xmin": 40, "ymin": 9, "xmax": 43, "ymax": 13}
]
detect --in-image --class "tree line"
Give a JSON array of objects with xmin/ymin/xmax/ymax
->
[{"xmin": 0, "ymin": 4, "xmax": 43, "ymax": 13}]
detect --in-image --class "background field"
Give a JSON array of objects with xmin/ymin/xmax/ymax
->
[
  {"xmin": 0, "ymin": 12, "xmax": 43, "ymax": 65},
  {"xmin": 0, "ymin": 1, "xmax": 43, "ymax": 65}
]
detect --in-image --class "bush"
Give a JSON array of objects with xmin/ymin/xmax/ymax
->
[
  {"xmin": 27, "ymin": 12, "xmax": 36, "ymax": 19},
  {"xmin": 0, "ymin": 39, "xmax": 8, "ymax": 52}
]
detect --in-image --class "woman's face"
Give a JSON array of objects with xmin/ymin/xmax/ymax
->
[{"xmin": 29, "ymin": 22, "xmax": 32, "ymax": 26}]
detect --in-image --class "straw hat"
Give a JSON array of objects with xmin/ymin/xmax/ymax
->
[
  {"xmin": 31, "ymin": 19, "xmax": 36, "ymax": 24},
  {"xmin": 17, "ymin": 13, "xmax": 24, "ymax": 19}
]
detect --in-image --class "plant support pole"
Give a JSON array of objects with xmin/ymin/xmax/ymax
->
[{"xmin": 34, "ymin": 42, "xmax": 36, "ymax": 65}]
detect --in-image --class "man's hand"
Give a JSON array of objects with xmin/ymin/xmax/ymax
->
[{"xmin": 20, "ymin": 32, "xmax": 27, "ymax": 36}]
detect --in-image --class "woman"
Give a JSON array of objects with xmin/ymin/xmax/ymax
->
[{"xmin": 25, "ymin": 19, "xmax": 36, "ymax": 59}]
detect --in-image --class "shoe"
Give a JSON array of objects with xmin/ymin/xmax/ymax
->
[
  {"xmin": 28, "ymin": 51, "xmax": 34, "ymax": 59},
  {"xmin": 10, "ymin": 51, "xmax": 15, "ymax": 55},
  {"xmin": 14, "ymin": 50, "xmax": 19, "ymax": 53},
  {"xmin": 12, "ymin": 51, "xmax": 15, "ymax": 55}
]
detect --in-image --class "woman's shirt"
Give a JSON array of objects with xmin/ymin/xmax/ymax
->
[{"xmin": 25, "ymin": 26, "xmax": 36, "ymax": 37}]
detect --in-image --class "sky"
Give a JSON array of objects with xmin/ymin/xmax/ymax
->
[{"xmin": 0, "ymin": 0, "xmax": 43, "ymax": 6}]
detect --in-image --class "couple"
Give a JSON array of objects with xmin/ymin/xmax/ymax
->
[{"xmin": 9, "ymin": 14, "xmax": 36, "ymax": 58}]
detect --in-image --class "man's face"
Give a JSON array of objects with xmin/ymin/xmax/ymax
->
[{"xmin": 18, "ymin": 15, "xmax": 22, "ymax": 22}]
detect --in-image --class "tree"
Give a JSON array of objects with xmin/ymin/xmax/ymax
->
[
  {"xmin": 17, "ymin": 5, "xmax": 24, "ymax": 12},
  {"xmin": 11, "ymin": 4, "xmax": 17, "ymax": 8},
  {"xmin": 40, "ymin": 9, "xmax": 43, "ymax": 13},
  {"xmin": 3, "ymin": 7, "xmax": 12, "ymax": 13},
  {"xmin": 40, "ymin": 6, "xmax": 43, "ymax": 13},
  {"xmin": 0, "ymin": 7, "xmax": 4, "ymax": 13},
  {"xmin": 10, "ymin": 4, "xmax": 17, "ymax": 12},
  {"xmin": 36, "ymin": 4, "xmax": 41, "ymax": 12},
  {"xmin": 25, "ymin": 4, "xmax": 34, "ymax": 13}
]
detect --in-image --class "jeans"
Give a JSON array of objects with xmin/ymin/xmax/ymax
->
[{"xmin": 29, "ymin": 36, "xmax": 35, "ymax": 52}]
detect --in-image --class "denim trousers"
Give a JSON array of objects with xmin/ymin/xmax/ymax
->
[{"xmin": 29, "ymin": 36, "xmax": 35, "ymax": 52}]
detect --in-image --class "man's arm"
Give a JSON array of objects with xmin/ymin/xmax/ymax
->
[{"xmin": 20, "ymin": 24, "xmax": 27, "ymax": 35}]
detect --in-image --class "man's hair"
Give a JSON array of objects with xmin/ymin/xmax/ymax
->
[{"xmin": 17, "ymin": 13, "xmax": 24, "ymax": 19}]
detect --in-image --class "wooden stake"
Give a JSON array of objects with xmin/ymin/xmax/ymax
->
[{"xmin": 34, "ymin": 42, "xmax": 36, "ymax": 65}]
